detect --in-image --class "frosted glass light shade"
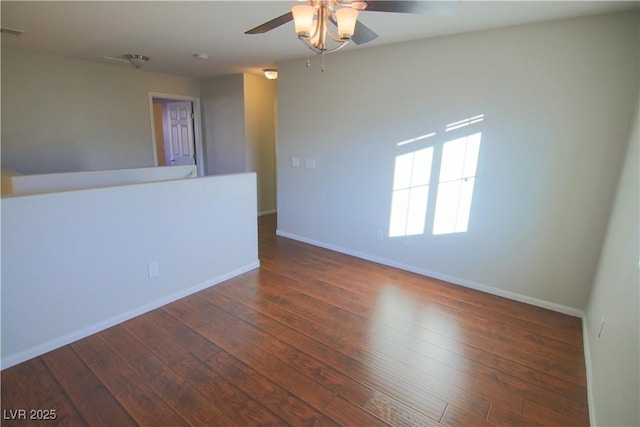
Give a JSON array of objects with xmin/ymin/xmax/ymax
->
[
  {"xmin": 336, "ymin": 7, "xmax": 359, "ymax": 39},
  {"xmin": 263, "ymin": 69, "xmax": 278, "ymax": 80},
  {"xmin": 125, "ymin": 54, "xmax": 149, "ymax": 69},
  {"xmin": 292, "ymin": 5, "xmax": 316, "ymax": 38}
]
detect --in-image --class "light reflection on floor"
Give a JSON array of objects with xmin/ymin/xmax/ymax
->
[{"xmin": 367, "ymin": 284, "xmax": 465, "ymax": 391}]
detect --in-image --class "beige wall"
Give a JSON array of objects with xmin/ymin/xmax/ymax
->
[
  {"xmin": 584, "ymin": 90, "xmax": 639, "ymax": 427},
  {"xmin": 201, "ymin": 74, "xmax": 246, "ymax": 175},
  {"xmin": 276, "ymin": 11, "xmax": 639, "ymax": 312},
  {"xmin": 201, "ymin": 73, "xmax": 277, "ymax": 214},
  {"xmin": 1, "ymin": 49, "xmax": 200, "ymax": 174},
  {"xmin": 244, "ymin": 73, "xmax": 277, "ymax": 215},
  {"xmin": 2, "ymin": 173, "xmax": 258, "ymax": 368}
]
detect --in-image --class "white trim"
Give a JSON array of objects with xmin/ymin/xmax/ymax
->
[
  {"xmin": 582, "ymin": 316, "xmax": 596, "ymax": 427},
  {"xmin": 0, "ymin": 261, "xmax": 260, "ymax": 370},
  {"xmin": 276, "ymin": 229, "xmax": 584, "ymax": 318},
  {"xmin": 148, "ymin": 92, "xmax": 206, "ymax": 177}
]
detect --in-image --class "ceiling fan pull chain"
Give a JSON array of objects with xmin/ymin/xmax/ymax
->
[{"xmin": 322, "ymin": 50, "xmax": 325, "ymax": 72}]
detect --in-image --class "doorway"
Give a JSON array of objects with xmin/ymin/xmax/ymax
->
[{"xmin": 148, "ymin": 92, "xmax": 205, "ymax": 176}]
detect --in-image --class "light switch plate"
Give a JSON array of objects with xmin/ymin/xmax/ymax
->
[{"xmin": 291, "ymin": 157, "xmax": 300, "ymax": 168}]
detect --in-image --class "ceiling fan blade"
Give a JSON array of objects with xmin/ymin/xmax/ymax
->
[
  {"xmin": 245, "ymin": 11, "xmax": 293, "ymax": 34},
  {"xmin": 363, "ymin": 1, "xmax": 459, "ymax": 15},
  {"xmin": 352, "ymin": 20, "xmax": 379, "ymax": 45}
]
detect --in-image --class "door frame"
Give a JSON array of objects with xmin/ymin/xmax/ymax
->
[{"xmin": 148, "ymin": 92, "xmax": 205, "ymax": 176}]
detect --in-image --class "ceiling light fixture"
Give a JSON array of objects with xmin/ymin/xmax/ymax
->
[
  {"xmin": 247, "ymin": 0, "xmax": 460, "ymax": 72},
  {"xmin": 124, "ymin": 53, "xmax": 149, "ymax": 69},
  {"xmin": 263, "ymin": 69, "xmax": 278, "ymax": 80},
  {"xmin": 291, "ymin": 1, "xmax": 359, "ymax": 55}
]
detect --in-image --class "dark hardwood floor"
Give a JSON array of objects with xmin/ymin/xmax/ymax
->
[{"xmin": 1, "ymin": 214, "xmax": 589, "ymax": 426}]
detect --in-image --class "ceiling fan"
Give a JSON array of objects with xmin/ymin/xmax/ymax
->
[{"xmin": 246, "ymin": 1, "xmax": 459, "ymax": 54}]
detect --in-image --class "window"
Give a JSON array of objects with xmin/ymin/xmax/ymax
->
[
  {"xmin": 389, "ymin": 147, "xmax": 433, "ymax": 237},
  {"xmin": 387, "ymin": 115, "xmax": 484, "ymax": 238},
  {"xmin": 432, "ymin": 133, "xmax": 481, "ymax": 235}
]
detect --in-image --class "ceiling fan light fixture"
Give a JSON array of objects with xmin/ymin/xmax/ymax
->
[
  {"xmin": 125, "ymin": 53, "xmax": 149, "ymax": 69},
  {"xmin": 336, "ymin": 7, "xmax": 359, "ymax": 39},
  {"xmin": 350, "ymin": 1, "xmax": 368, "ymax": 11},
  {"xmin": 292, "ymin": 4, "xmax": 315, "ymax": 38},
  {"xmin": 290, "ymin": 2, "xmax": 359, "ymax": 56},
  {"xmin": 263, "ymin": 69, "xmax": 278, "ymax": 80}
]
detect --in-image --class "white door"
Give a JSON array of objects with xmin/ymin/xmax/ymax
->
[{"xmin": 166, "ymin": 101, "xmax": 196, "ymax": 166}]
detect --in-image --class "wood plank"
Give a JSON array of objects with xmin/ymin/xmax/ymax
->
[
  {"xmin": 125, "ymin": 308, "xmax": 224, "ymax": 361},
  {"xmin": 198, "ymin": 286, "xmax": 292, "ymax": 336},
  {"xmin": 203, "ymin": 350, "xmax": 339, "ymax": 426},
  {"xmin": 492, "ymin": 341, "xmax": 587, "ymax": 386},
  {"xmin": 493, "ymin": 323, "xmax": 585, "ymax": 364},
  {"xmin": 207, "ymin": 293, "xmax": 444, "ymax": 426},
  {"xmin": 355, "ymin": 391, "xmax": 445, "ymax": 427},
  {"xmin": 523, "ymin": 399, "xmax": 589, "ymax": 426},
  {"xmin": 42, "ymin": 346, "xmax": 139, "ymax": 426},
  {"xmin": 71, "ymin": 334, "xmax": 189, "ymax": 426},
  {"xmin": 163, "ymin": 295, "xmax": 336, "ymax": 411},
  {"xmin": 441, "ymin": 404, "xmax": 494, "ymax": 426},
  {"xmin": 214, "ymin": 278, "xmax": 322, "ymax": 336},
  {"xmin": 127, "ymin": 311, "xmax": 322, "ymax": 425},
  {"xmin": 322, "ymin": 395, "xmax": 403, "ymax": 427},
  {"xmin": 1, "ymin": 358, "xmax": 87, "ymax": 426},
  {"xmin": 278, "ymin": 327, "xmax": 449, "ymax": 422},
  {"xmin": 539, "ymin": 325, "xmax": 583, "ymax": 348},
  {"xmin": 222, "ymin": 274, "xmax": 492, "ymax": 419},
  {"xmin": 95, "ymin": 328, "xmax": 237, "ymax": 425},
  {"xmin": 1, "ymin": 369, "xmax": 30, "ymax": 417},
  {"xmin": 375, "ymin": 316, "xmax": 587, "ymax": 406},
  {"xmin": 122, "ymin": 311, "xmax": 285, "ymax": 426},
  {"xmin": 487, "ymin": 401, "xmax": 545, "ymax": 427}
]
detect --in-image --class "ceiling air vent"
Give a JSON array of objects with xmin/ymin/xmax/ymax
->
[{"xmin": 1, "ymin": 27, "xmax": 25, "ymax": 36}]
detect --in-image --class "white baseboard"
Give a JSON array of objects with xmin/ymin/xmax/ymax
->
[
  {"xmin": 582, "ymin": 317, "xmax": 595, "ymax": 426},
  {"xmin": 1, "ymin": 261, "xmax": 260, "ymax": 370},
  {"xmin": 276, "ymin": 229, "xmax": 584, "ymax": 318}
]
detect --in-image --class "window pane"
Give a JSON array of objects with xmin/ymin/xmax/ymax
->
[
  {"xmin": 406, "ymin": 185, "xmax": 428, "ymax": 236},
  {"xmin": 462, "ymin": 133, "xmax": 482, "ymax": 177},
  {"xmin": 393, "ymin": 153, "xmax": 413, "ymax": 190},
  {"xmin": 433, "ymin": 181, "xmax": 461, "ymax": 235},
  {"xmin": 439, "ymin": 137, "xmax": 467, "ymax": 182},
  {"xmin": 411, "ymin": 147, "xmax": 433, "ymax": 187},
  {"xmin": 455, "ymin": 178, "xmax": 475, "ymax": 232},
  {"xmin": 389, "ymin": 189, "xmax": 410, "ymax": 237}
]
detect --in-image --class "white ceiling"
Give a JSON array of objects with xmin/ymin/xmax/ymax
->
[{"xmin": 1, "ymin": 1, "xmax": 638, "ymax": 78}]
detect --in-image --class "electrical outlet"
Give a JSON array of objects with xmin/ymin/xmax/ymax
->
[{"xmin": 148, "ymin": 262, "xmax": 159, "ymax": 278}]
